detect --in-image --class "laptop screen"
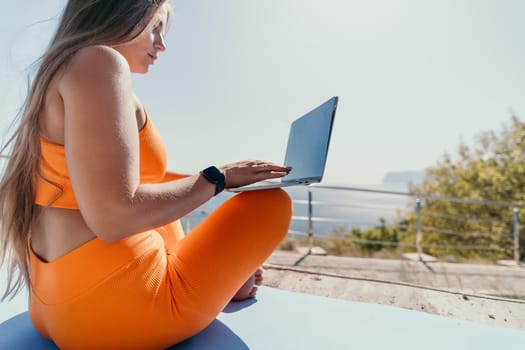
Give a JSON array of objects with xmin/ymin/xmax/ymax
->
[{"xmin": 281, "ymin": 96, "xmax": 338, "ymax": 184}]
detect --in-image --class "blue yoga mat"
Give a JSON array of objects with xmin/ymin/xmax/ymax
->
[{"xmin": 1, "ymin": 286, "xmax": 524, "ymax": 349}]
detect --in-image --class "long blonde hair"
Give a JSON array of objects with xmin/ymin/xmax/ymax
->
[{"xmin": 0, "ymin": 0, "xmax": 170, "ymax": 301}]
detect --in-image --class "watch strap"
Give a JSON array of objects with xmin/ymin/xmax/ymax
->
[{"xmin": 201, "ymin": 166, "xmax": 226, "ymax": 196}]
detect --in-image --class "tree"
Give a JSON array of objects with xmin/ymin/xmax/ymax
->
[{"xmin": 406, "ymin": 115, "xmax": 525, "ymax": 260}]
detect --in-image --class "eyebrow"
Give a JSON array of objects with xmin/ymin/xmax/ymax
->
[
  {"xmin": 150, "ymin": 4, "xmax": 172, "ymax": 35},
  {"xmin": 155, "ymin": 14, "xmax": 168, "ymax": 32}
]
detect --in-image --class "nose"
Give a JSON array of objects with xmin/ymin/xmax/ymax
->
[{"xmin": 155, "ymin": 32, "xmax": 167, "ymax": 52}]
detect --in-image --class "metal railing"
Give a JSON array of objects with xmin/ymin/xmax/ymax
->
[{"xmin": 287, "ymin": 184, "xmax": 523, "ymax": 264}]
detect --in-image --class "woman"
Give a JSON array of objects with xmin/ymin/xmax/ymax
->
[{"xmin": 0, "ymin": 1, "xmax": 292, "ymax": 349}]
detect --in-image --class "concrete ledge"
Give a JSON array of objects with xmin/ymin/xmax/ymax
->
[
  {"xmin": 403, "ymin": 253, "xmax": 437, "ymax": 262},
  {"xmin": 497, "ymin": 260, "xmax": 523, "ymax": 267},
  {"xmin": 296, "ymin": 246, "xmax": 328, "ymax": 256}
]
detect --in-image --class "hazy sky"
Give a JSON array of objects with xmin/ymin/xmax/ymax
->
[{"xmin": 1, "ymin": 0, "xmax": 525, "ymax": 185}]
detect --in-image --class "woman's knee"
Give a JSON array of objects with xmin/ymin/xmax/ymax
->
[
  {"xmin": 234, "ymin": 189, "xmax": 292, "ymax": 237},
  {"xmin": 237, "ymin": 188, "xmax": 292, "ymax": 216}
]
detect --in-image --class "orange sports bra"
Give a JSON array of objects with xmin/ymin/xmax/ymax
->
[{"xmin": 34, "ymin": 113, "xmax": 167, "ymax": 209}]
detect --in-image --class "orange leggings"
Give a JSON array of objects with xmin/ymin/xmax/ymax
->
[{"xmin": 29, "ymin": 189, "xmax": 292, "ymax": 350}]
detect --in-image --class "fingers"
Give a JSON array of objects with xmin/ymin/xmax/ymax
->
[
  {"xmin": 248, "ymin": 161, "xmax": 291, "ymax": 176},
  {"xmin": 220, "ymin": 160, "xmax": 292, "ymax": 188},
  {"xmin": 254, "ymin": 171, "xmax": 288, "ymax": 180},
  {"xmin": 253, "ymin": 164, "xmax": 291, "ymax": 174},
  {"xmin": 223, "ymin": 160, "xmax": 290, "ymax": 172},
  {"xmin": 250, "ymin": 165, "xmax": 290, "ymax": 182}
]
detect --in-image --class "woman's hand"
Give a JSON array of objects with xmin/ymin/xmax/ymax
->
[{"xmin": 220, "ymin": 161, "xmax": 291, "ymax": 188}]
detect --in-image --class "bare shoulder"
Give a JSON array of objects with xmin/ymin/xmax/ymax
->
[
  {"xmin": 56, "ymin": 44, "xmax": 138, "ymax": 129},
  {"xmin": 70, "ymin": 45, "xmax": 128, "ymax": 72},
  {"xmin": 59, "ymin": 45, "xmax": 130, "ymax": 88}
]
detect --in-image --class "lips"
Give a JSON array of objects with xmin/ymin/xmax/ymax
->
[{"xmin": 148, "ymin": 53, "xmax": 157, "ymax": 63}]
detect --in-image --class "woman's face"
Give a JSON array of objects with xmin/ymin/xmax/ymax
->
[{"xmin": 113, "ymin": 3, "xmax": 171, "ymax": 73}]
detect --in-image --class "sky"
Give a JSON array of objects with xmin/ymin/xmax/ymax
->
[{"xmin": 1, "ymin": 0, "xmax": 525, "ymax": 186}]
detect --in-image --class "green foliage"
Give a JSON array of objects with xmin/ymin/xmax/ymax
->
[
  {"xmin": 349, "ymin": 218, "xmax": 408, "ymax": 253},
  {"xmin": 321, "ymin": 115, "xmax": 525, "ymax": 261},
  {"xmin": 406, "ymin": 115, "xmax": 525, "ymax": 260}
]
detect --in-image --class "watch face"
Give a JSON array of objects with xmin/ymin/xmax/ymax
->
[
  {"xmin": 202, "ymin": 166, "xmax": 225, "ymax": 195},
  {"xmin": 204, "ymin": 166, "xmax": 222, "ymax": 183}
]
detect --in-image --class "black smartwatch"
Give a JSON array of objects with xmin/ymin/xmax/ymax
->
[{"xmin": 201, "ymin": 166, "xmax": 226, "ymax": 196}]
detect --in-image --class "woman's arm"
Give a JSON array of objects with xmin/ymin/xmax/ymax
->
[
  {"xmin": 58, "ymin": 46, "xmax": 215, "ymax": 242},
  {"xmin": 58, "ymin": 46, "xmax": 289, "ymax": 243},
  {"xmin": 161, "ymin": 171, "xmax": 190, "ymax": 182}
]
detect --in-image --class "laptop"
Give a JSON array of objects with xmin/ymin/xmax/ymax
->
[{"xmin": 229, "ymin": 96, "xmax": 338, "ymax": 192}]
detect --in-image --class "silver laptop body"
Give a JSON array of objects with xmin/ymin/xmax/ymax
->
[{"xmin": 228, "ymin": 96, "xmax": 338, "ymax": 192}]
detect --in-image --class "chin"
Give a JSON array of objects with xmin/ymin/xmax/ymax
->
[{"xmin": 131, "ymin": 66, "xmax": 149, "ymax": 74}]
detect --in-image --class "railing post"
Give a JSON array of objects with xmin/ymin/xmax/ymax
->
[
  {"xmin": 308, "ymin": 189, "xmax": 314, "ymax": 252},
  {"xmin": 513, "ymin": 208, "xmax": 520, "ymax": 264},
  {"xmin": 416, "ymin": 197, "xmax": 422, "ymax": 260}
]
